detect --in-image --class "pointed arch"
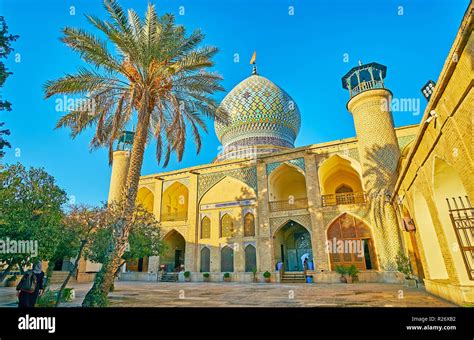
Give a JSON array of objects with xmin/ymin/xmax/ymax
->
[
  {"xmin": 319, "ymin": 155, "xmax": 363, "ymax": 201},
  {"xmin": 244, "ymin": 212, "xmax": 255, "ymax": 237},
  {"xmin": 201, "ymin": 216, "xmax": 211, "ymax": 239},
  {"xmin": 136, "ymin": 187, "xmax": 154, "ymax": 213},
  {"xmin": 326, "ymin": 213, "xmax": 378, "ymax": 270},
  {"xmin": 244, "ymin": 244, "xmax": 257, "ymax": 272},
  {"xmin": 161, "ymin": 181, "xmax": 189, "ymax": 221},
  {"xmin": 200, "ymin": 247, "xmax": 210, "ymax": 272},
  {"xmin": 273, "ymin": 220, "xmax": 313, "ymax": 272},
  {"xmin": 161, "ymin": 229, "xmax": 186, "ymax": 272},
  {"xmin": 432, "ymin": 157, "xmax": 472, "ymax": 282},
  {"xmin": 221, "ymin": 246, "xmax": 234, "ymax": 272},
  {"xmin": 268, "ymin": 163, "xmax": 307, "ymax": 202},
  {"xmin": 220, "ymin": 213, "xmax": 234, "ymax": 238},
  {"xmin": 412, "ymin": 189, "xmax": 449, "ymax": 279},
  {"xmin": 200, "ymin": 176, "xmax": 256, "ymax": 205}
]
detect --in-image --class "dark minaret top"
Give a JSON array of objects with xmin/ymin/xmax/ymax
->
[{"xmin": 341, "ymin": 62, "xmax": 387, "ymax": 98}]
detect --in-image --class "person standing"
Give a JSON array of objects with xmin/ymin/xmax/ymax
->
[{"xmin": 16, "ymin": 261, "xmax": 45, "ymax": 308}]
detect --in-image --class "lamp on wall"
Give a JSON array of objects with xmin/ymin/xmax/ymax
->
[{"xmin": 402, "ymin": 216, "xmax": 416, "ymax": 232}]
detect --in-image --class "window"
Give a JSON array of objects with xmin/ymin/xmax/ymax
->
[
  {"xmin": 335, "ymin": 184, "xmax": 353, "ymax": 194},
  {"xmin": 220, "ymin": 214, "xmax": 233, "ymax": 238},
  {"xmin": 244, "ymin": 213, "xmax": 255, "ymax": 237},
  {"xmin": 201, "ymin": 216, "xmax": 211, "ymax": 239},
  {"xmin": 244, "ymin": 245, "xmax": 257, "ymax": 272},
  {"xmin": 327, "ymin": 213, "xmax": 377, "ymax": 270},
  {"xmin": 221, "ymin": 246, "xmax": 234, "ymax": 272},
  {"xmin": 200, "ymin": 247, "xmax": 210, "ymax": 272}
]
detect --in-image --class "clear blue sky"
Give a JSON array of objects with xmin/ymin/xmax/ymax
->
[{"xmin": 0, "ymin": 0, "xmax": 468, "ymax": 205}]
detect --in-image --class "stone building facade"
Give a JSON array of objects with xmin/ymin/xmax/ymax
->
[{"xmin": 79, "ymin": 3, "xmax": 472, "ymax": 306}]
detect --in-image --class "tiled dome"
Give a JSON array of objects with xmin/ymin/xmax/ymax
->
[{"xmin": 215, "ymin": 74, "xmax": 301, "ymax": 161}]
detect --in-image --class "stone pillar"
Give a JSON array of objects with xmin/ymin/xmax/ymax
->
[
  {"xmin": 152, "ymin": 179, "xmax": 163, "ymax": 221},
  {"xmin": 256, "ymin": 161, "xmax": 272, "ymax": 272},
  {"xmin": 304, "ymin": 153, "xmax": 330, "ymax": 271},
  {"xmin": 187, "ymin": 173, "xmax": 199, "ymax": 272}
]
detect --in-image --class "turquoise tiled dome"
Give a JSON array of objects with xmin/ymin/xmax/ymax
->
[{"xmin": 215, "ymin": 74, "xmax": 300, "ymax": 160}]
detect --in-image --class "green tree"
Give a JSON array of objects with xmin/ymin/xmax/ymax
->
[
  {"xmin": 53, "ymin": 205, "xmax": 103, "ymax": 307},
  {"xmin": 83, "ymin": 203, "xmax": 163, "ymax": 306},
  {"xmin": 0, "ymin": 163, "xmax": 67, "ymax": 281},
  {"xmin": 43, "ymin": 0, "xmax": 225, "ymax": 306},
  {"xmin": 0, "ymin": 16, "xmax": 18, "ymax": 158}
]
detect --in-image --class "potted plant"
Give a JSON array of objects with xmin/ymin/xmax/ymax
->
[
  {"xmin": 5, "ymin": 275, "xmax": 17, "ymax": 287},
  {"xmin": 184, "ymin": 271, "xmax": 191, "ymax": 282},
  {"xmin": 223, "ymin": 272, "xmax": 231, "ymax": 282},
  {"xmin": 347, "ymin": 265, "xmax": 359, "ymax": 283},
  {"xmin": 263, "ymin": 271, "xmax": 271, "ymax": 283},
  {"xmin": 61, "ymin": 288, "xmax": 75, "ymax": 302},
  {"xmin": 203, "ymin": 273, "xmax": 210, "ymax": 282},
  {"xmin": 335, "ymin": 265, "xmax": 348, "ymax": 283},
  {"xmin": 252, "ymin": 267, "xmax": 258, "ymax": 283},
  {"xmin": 396, "ymin": 251, "xmax": 417, "ymax": 287}
]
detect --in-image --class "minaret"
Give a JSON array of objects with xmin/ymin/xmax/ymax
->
[
  {"xmin": 342, "ymin": 61, "xmax": 400, "ymax": 195},
  {"xmin": 342, "ymin": 62, "xmax": 401, "ymax": 270},
  {"xmin": 107, "ymin": 131, "xmax": 134, "ymax": 204}
]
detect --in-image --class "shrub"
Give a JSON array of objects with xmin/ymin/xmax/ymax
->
[
  {"xmin": 184, "ymin": 271, "xmax": 191, "ymax": 278},
  {"xmin": 36, "ymin": 289, "xmax": 57, "ymax": 307},
  {"xmin": 335, "ymin": 265, "xmax": 348, "ymax": 276},
  {"xmin": 6, "ymin": 275, "xmax": 17, "ymax": 283},
  {"xmin": 395, "ymin": 251, "xmax": 413, "ymax": 279},
  {"xmin": 203, "ymin": 273, "xmax": 210, "ymax": 278},
  {"xmin": 263, "ymin": 271, "xmax": 271, "ymax": 278},
  {"xmin": 62, "ymin": 288, "xmax": 75, "ymax": 302},
  {"xmin": 223, "ymin": 272, "xmax": 230, "ymax": 278},
  {"xmin": 347, "ymin": 265, "xmax": 359, "ymax": 278}
]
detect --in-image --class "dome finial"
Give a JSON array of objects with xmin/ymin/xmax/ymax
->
[{"xmin": 250, "ymin": 51, "xmax": 257, "ymax": 75}]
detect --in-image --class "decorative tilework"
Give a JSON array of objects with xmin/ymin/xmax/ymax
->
[
  {"xmin": 162, "ymin": 178, "xmax": 190, "ymax": 191},
  {"xmin": 397, "ymin": 135, "xmax": 416, "ymax": 150},
  {"xmin": 266, "ymin": 158, "xmax": 305, "ymax": 175},
  {"xmin": 198, "ymin": 167, "xmax": 258, "ymax": 200},
  {"xmin": 270, "ymin": 214, "xmax": 312, "ymax": 236},
  {"xmin": 215, "ymin": 75, "xmax": 301, "ymax": 159}
]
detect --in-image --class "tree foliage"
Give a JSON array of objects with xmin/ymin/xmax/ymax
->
[
  {"xmin": 84, "ymin": 203, "xmax": 163, "ymax": 265},
  {"xmin": 0, "ymin": 16, "xmax": 18, "ymax": 158},
  {"xmin": 0, "ymin": 163, "xmax": 67, "ymax": 275}
]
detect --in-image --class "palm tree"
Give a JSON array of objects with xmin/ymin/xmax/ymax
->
[{"xmin": 44, "ymin": 0, "xmax": 225, "ymax": 306}]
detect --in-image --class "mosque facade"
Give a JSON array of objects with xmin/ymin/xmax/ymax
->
[{"xmin": 80, "ymin": 4, "xmax": 473, "ymax": 306}]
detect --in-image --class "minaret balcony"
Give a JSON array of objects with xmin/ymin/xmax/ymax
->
[{"xmin": 350, "ymin": 80, "xmax": 384, "ymax": 97}]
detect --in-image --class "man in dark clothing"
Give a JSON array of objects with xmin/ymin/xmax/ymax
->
[{"xmin": 16, "ymin": 261, "xmax": 45, "ymax": 308}]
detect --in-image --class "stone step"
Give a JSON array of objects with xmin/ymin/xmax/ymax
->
[
  {"xmin": 160, "ymin": 273, "xmax": 179, "ymax": 282},
  {"xmin": 281, "ymin": 273, "xmax": 306, "ymax": 283},
  {"xmin": 48, "ymin": 271, "xmax": 77, "ymax": 284}
]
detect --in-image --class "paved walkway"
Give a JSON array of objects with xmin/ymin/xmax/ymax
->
[{"xmin": 0, "ymin": 281, "xmax": 454, "ymax": 307}]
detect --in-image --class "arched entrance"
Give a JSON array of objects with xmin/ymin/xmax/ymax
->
[
  {"xmin": 162, "ymin": 230, "xmax": 186, "ymax": 272},
  {"xmin": 327, "ymin": 213, "xmax": 378, "ymax": 271},
  {"xmin": 161, "ymin": 182, "xmax": 189, "ymax": 221},
  {"xmin": 433, "ymin": 158, "xmax": 472, "ymax": 282},
  {"xmin": 274, "ymin": 220, "xmax": 313, "ymax": 272}
]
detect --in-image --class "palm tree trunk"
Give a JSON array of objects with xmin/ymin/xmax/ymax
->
[
  {"xmin": 55, "ymin": 240, "xmax": 87, "ymax": 307},
  {"xmin": 82, "ymin": 105, "xmax": 151, "ymax": 307}
]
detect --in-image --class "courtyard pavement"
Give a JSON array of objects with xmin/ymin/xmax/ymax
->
[{"xmin": 0, "ymin": 281, "xmax": 455, "ymax": 307}]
